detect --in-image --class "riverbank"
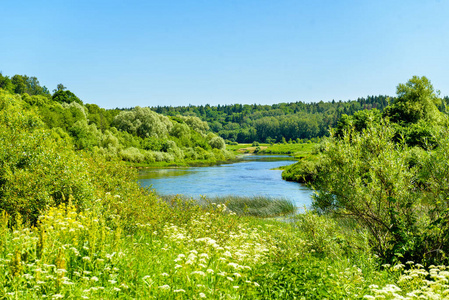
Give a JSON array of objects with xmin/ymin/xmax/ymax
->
[
  {"xmin": 127, "ymin": 142, "xmax": 317, "ymax": 169},
  {"xmin": 138, "ymin": 155, "xmax": 313, "ymax": 209}
]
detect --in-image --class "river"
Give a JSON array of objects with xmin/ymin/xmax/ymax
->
[{"xmin": 138, "ymin": 155, "xmax": 313, "ymax": 209}]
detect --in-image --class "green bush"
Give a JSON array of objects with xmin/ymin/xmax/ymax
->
[
  {"xmin": 312, "ymin": 121, "xmax": 449, "ymax": 264},
  {"xmin": 0, "ymin": 91, "xmax": 95, "ymax": 224}
]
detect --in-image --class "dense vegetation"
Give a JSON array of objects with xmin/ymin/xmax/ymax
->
[
  {"xmin": 284, "ymin": 76, "xmax": 449, "ymax": 265},
  {"xmin": 152, "ymin": 96, "xmax": 392, "ymax": 143},
  {"xmin": 0, "ymin": 73, "xmax": 233, "ymax": 166},
  {"xmin": 2, "ymin": 74, "xmax": 449, "ymax": 299}
]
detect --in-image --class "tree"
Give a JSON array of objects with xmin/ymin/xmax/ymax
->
[
  {"xmin": 53, "ymin": 83, "xmax": 67, "ymax": 92},
  {"xmin": 384, "ymin": 76, "xmax": 443, "ymax": 124},
  {"xmin": 0, "ymin": 73, "xmax": 14, "ymax": 93},
  {"xmin": 52, "ymin": 90, "xmax": 83, "ymax": 105},
  {"xmin": 113, "ymin": 106, "xmax": 173, "ymax": 138}
]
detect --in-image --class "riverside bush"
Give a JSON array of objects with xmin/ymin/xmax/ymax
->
[{"xmin": 312, "ymin": 121, "xmax": 449, "ymax": 264}]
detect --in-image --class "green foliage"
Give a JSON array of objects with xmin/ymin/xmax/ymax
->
[
  {"xmin": 208, "ymin": 136, "xmax": 226, "ymax": 149},
  {"xmin": 335, "ymin": 109, "xmax": 382, "ymax": 137},
  {"xmin": 0, "ymin": 91, "xmax": 94, "ymax": 224},
  {"xmin": 282, "ymin": 76, "xmax": 449, "ymax": 264},
  {"xmin": 11, "ymin": 74, "xmax": 50, "ymax": 97},
  {"xmin": 312, "ymin": 121, "xmax": 449, "ymax": 264},
  {"xmin": 113, "ymin": 106, "xmax": 173, "ymax": 138},
  {"xmin": 153, "ymin": 96, "xmax": 391, "ymax": 143},
  {"xmin": 384, "ymin": 76, "xmax": 444, "ymax": 124},
  {"xmin": 52, "ymin": 89, "xmax": 83, "ymax": 105}
]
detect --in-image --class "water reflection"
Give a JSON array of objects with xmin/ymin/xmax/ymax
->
[{"xmin": 138, "ymin": 155, "xmax": 313, "ymax": 208}]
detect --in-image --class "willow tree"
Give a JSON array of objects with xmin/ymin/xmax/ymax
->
[{"xmin": 113, "ymin": 106, "xmax": 173, "ymax": 138}]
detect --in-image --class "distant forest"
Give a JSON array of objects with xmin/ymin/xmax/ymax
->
[
  {"xmin": 152, "ymin": 95, "xmax": 449, "ymax": 143},
  {"xmin": 152, "ymin": 96, "xmax": 392, "ymax": 143},
  {"xmin": 2, "ymin": 73, "xmax": 448, "ymax": 145}
]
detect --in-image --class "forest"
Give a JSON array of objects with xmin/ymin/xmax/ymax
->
[
  {"xmin": 0, "ymin": 73, "xmax": 233, "ymax": 166},
  {"xmin": 2, "ymin": 73, "xmax": 449, "ymax": 299},
  {"xmin": 152, "ymin": 95, "xmax": 391, "ymax": 143}
]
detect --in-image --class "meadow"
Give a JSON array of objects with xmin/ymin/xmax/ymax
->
[{"xmin": 2, "ymin": 196, "xmax": 449, "ymax": 299}]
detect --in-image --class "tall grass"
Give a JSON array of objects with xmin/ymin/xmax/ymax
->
[
  {"xmin": 159, "ymin": 195, "xmax": 296, "ymax": 217},
  {"xmin": 206, "ymin": 195, "xmax": 296, "ymax": 217}
]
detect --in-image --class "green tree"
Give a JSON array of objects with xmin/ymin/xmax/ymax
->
[
  {"xmin": 0, "ymin": 90, "xmax": 95, "ymax": 224},
  {"xmin": 384, "ymin": 76, "xmax": 443, "ymax": 124},
  {"xmin": 52, "ymin": 90, "xmax": 83, "ymax": 105},
  {"xmin": 113, "ymin": 106, "xmax": 173, "ymax": 138}
]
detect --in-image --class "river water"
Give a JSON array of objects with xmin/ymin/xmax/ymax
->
[{"xmin": 138, "ymin": 155, "xmax": 313, "ymax": 209}]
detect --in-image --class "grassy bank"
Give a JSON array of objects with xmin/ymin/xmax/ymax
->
[
  {"xmin": 226, "ymin": 142, "xmax": 317, "ymax": 157},
  {"xmin": 2, "ymin": 200, "xmax": 447, "ymax": 299}
]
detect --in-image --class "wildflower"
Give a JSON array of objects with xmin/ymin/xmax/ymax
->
[
  {"xmin": 52, "ymin": 294, "xmax": 64, "ymax": 299},
  {"xmin": 175, "ymin": 264, "xmax": 183, "ymax": 269},
  {"xmin": 254, "ymin": 282, "xmax": 260, "ymax": 287},
  {"xmin": 108, "ymin": 279, "xmax": 117, "ymax": 284},
  {"xmin": 233, "ymin": 286, "xmax": 239, "ymax": 289},
  {"xmin": 191, "ymin": 271, "xmax": 206, "ymax": 276},
  {"xmin": 159, "ymin": 285, "xmax": 170, "ymax": 290},
  {"xmin": 207, "ymin": 269, "xmax": 214, "ymax": 274},
  {"xmin": 105, "ymin": 252, "xmax": 116, "ymax": 260},
  {"xmin": 113, "ymin": 287, "xmax": 121, "ymax": 292},
  {"xmin": 199, "ymin": 292, "xmax": 206, "ymax": 298},
  {"xmin": 91, "ymin": 276, "xmax": 99, "ymax": 282},
  {"xmin": 227, "ymin": 277, "xmax": 234, "ymax": 281},
  {"xmin": 174, "ymin": 289, "xmax": 186, "ymax": 293}
]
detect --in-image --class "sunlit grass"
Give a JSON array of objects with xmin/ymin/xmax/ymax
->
[
  {"xmin": 159, "ymin": 194, "xmax": 296, "ymax": 217},
  {"xmin": 206, "ymin": 195, "xmax": 296, "ymax": 217},
  {"xmin": 1, "ymin": 198, "xmax": 448, "ymax": 299}
]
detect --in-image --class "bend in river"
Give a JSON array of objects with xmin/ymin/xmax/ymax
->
[{"xmin": 138, "ymin": 155, "xmax": 313, "ymax": 209}]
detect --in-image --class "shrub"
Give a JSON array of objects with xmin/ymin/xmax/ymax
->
[
  {"xmin": 312, "ymin": 121, "xmax": 449, "ymax": 264},
  {"xmin": 0, "ymin": 91, "xmax": 95, "ymax": 224},
  {"xmin": 119, "ymin": 147, "xmax": 145, "ymax": 162}
]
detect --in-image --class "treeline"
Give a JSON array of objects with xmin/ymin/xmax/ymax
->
[
  {"xmin": 283, "ymin": 76, "xmax": 449, "ymax": 265},
  {"xmin": 151, "ymin": 96, "xmax": 391, "ymax": 143},
  {"xmin": 0, "ymin": 73, "xmax": 232, "ymax": 165}
]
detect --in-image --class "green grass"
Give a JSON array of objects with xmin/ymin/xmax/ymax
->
[
  {"xmin": 1, "ymin": 200, "xmax": 448, "ymax": 299},
  {"xmin": 160, "ymin": 195, "xmax": 297, "ymax": 218},
  {"xmin": 226, "ymin": 142, "xmax": 317, "ymax": 158},
  {"xmin": 206, "ymin": 195, "xmax": 296, "ymax": 217}
]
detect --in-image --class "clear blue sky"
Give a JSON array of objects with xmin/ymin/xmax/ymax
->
[{"xmin": 1, "ymin": 0, "xmax": 448, "ymax": 109}]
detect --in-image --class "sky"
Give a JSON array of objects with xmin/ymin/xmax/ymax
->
[{"xmin": 1, "ymin": 0, "xmax": 448, "ymax": 109}]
